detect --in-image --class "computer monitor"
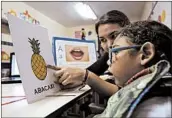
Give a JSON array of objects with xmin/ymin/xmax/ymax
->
[{"xmin": 10, "ymin": 52, "xmax": 20, "ymax": 77}]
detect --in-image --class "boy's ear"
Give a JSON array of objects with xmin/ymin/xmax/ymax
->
[{"xmin": 140, "ymin": 42, "xmax": 155, "ymax": 66}]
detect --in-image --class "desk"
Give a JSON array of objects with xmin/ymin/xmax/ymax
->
[
  {"xmin": 1, "ymin": 77, "xmax": 22, "ymax": 84},
  {"xmin": 2, "ymin": 83, "xmax": 91, "ymax": 117}
]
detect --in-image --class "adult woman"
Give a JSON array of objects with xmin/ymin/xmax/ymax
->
[{"xmin": 48, "ymin": 10, "xmax": 130, "ymax": 97}]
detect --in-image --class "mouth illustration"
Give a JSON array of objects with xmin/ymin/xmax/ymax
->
[{"xmin": 70, "ymin": 47, "xmax": 84, "ymax": 60}]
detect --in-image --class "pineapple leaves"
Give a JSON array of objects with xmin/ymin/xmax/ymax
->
[{"xmin": 28, "ymin": 37, "xmax": 41, "ymax": 54}]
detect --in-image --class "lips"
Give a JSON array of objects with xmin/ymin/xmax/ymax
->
[{"xmin": 70, "ymin": 48, "xmax": 84, "ymax": 60}]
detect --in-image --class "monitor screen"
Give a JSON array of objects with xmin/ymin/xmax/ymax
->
[{"xmin": 10, "ymin": 53, "xmax": 20, "ymax": 77}]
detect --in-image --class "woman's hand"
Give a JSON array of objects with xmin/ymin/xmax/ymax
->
[{"xmin": 47, "ymin": 65, "xmax": 85, "ymax": 88}]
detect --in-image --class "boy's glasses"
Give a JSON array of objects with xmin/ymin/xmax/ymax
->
[{"xmin": 109, "ymin": 45, "xmax": 142, "ymax": 64}]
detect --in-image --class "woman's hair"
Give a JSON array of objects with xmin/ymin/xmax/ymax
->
[
  {"xmin": 95, "ymin": 10, "xmax": 130, "ymax": 35},
  {"xmin": 118, "ymin": 21, "xmax": 172, "ymax": 72}
]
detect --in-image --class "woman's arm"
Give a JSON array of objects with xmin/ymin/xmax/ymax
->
[{"xmin": 47, "ymin": 65, "xmax": 118, "ymax": 97}]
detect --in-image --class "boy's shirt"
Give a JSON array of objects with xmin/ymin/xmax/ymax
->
[{"xmin": 94, "ymin": 60, "xmax": 171, "ymax": 118}]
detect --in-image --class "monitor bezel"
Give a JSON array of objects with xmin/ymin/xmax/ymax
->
[{"xmin": 9, "ymin": 52, "xmax": 20, "ymax": 77}]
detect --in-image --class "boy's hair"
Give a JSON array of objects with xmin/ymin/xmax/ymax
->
[
  {"xmin": 95, "ymin": 10, "xmax": 130, "ymax": 35},
  {"xmin": 119, "ymin": 21, "xmax": 172, "ymax": 72}
]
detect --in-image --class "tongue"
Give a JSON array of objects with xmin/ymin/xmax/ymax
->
[{"xmin": 72, "ymin": 52, "xmax": 83, "ymax": 57}]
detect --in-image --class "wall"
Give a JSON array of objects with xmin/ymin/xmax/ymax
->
[
  {"xmin": 66, "ymin": 24, "xmax": 99, "ymax": 50},
  {"xmin": 141, "ymin": 2, "xmax": 171, "ymax": 29},
  {"xmin": 141, "ymin": 2, "xmax": 153, "ymax": 20},
  {"xmin": 1, "ymin": 2, "xmax": 68, "ymax": 43},
  {"xmin": 67, "ymin": 24, "xmax": 97, "ymax": 40},
  {"xmin": 150, "ymin": 2, "xmax": 171, "ymax": 29}
]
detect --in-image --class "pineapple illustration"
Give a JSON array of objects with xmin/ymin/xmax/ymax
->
[{"xmin": 28, "ymin": 38, "xmax": 47, "ymax": 80}]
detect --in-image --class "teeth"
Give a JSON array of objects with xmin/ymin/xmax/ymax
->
[{"xmin": 73, "ymin": 50, "xmax": 81, "ymax": 52}]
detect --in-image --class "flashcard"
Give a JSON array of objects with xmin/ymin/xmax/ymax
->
[
  {"xmin": 53, "ymin": 37, "xmax": 97, "ymax": 69},
  {"xmin": 7, "ymin": 14, "xmax": 60, "ymax": 103}
]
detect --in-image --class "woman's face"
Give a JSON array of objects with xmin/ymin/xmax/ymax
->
[
  {"xmin": 109, "ymin": 36, "xmax": 144, "ymax": 86},
  {"xmin": 65, "ymin": 45, "xmax": 89, "ymax": 62},
  {"xmin": 98, "ymin": 24, "xmax": 121, "ymax": 52}
]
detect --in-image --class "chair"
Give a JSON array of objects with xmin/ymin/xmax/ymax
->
[{"xmin": 88, "ymin": 74, "xmax": 115, "ymax": 114}]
